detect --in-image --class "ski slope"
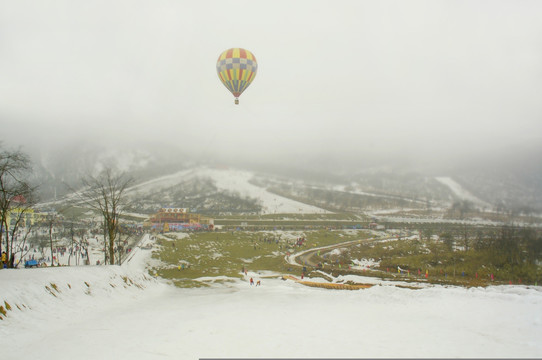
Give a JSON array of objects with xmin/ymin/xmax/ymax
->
[
  {"xmin": 436, "ymin": 176, "xmax": 491, "ymax": 208},
  {"xmin": 128, "ymin": 166, "xmax": 330, "ymax": 215}
]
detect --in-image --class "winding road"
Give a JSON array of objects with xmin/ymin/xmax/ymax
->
[{"xmin": 285, "ymin": 236, "xmax": 387, "ymax": 269}]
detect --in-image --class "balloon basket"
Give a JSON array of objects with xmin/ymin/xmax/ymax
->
[{"xmin": 235, "ymin": 98, "xmax": 239, "ymax": 105}]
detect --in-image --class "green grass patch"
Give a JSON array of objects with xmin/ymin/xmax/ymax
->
[
  {"xmin": 213, "ymin": 212, "xmax": 368, "ymax": 229},
  {"xmin": 152, "ymin": 229, "xmax": 371, "ymax": 287},
  {"xmin": 338, "ymin": 237, "xmax": 542, "ymax": 286},
  {"xmin": 152, "ymin": 227, "xmax": 541, "ymax": 288},
  {"xmin": 214, "ymin": 212, "xmax": 362, "ymax": 221}
]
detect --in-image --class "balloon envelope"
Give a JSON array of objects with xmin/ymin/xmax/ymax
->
[{"xmin": 216, "ymin": 48, "xmax": 257, "ymax": 104}]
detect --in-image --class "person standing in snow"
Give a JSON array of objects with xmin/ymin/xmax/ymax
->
[
  {"xmin": 1, "ymin": 251, "xmax": 6, "ymax": 268},
  {"xmin": 250, "ymin": 277, "xmax": 254, "ymax": 285}
]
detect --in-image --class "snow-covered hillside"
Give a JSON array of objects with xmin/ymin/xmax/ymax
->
[
  {"xmin": 127, "ymin": 166, "xmax": 330, "ymax": 214},
  {"xmin": 436, "ymin": 176, "xmax": 491, "ymax": 208},
  {"xmin": 1, "ymin": 235, "xmax": 541, "ymax": 359}
]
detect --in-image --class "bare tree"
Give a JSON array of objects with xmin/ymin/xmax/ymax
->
[
  {"xmin": 76, "ymin": 168, "xmax": 133, "ymax": 265},
  {"xmin": 0, "ymin": 146, "xmax": 37, "ymax": 268},
  {"xmin": 460, "ymin": 224, "xmax": 470, "ymax": 252},
  {"xmin": 440, "ymin": 231, "xmax": 455, "ymax": 251},
  {"xmin": 63, "ymin": 217, "xmax": 89, "ymax": 266},
  {"xmin": 9, "ymin": 204, "xmax": 37, "ymax": 267},
  {"xmin": 46, "ymin": 213, "xmax": 59, "ymax": 266}
]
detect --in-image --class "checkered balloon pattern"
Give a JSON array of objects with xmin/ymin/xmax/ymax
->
[{"xmin": 216, "ymin": 48, "xmax": 257, "ymax": 101}]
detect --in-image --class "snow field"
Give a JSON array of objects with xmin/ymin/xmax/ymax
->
[{"xmin": 1, "ymin": 236, "xmax": 542, "ymax": 359}]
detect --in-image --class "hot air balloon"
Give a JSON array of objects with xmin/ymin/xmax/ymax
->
[{"xmin": 216, "ymin": 48, "xmax": 257, "ymax": 104}]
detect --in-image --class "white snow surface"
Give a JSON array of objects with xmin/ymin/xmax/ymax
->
[
  {"xmin": 1, "ymin": 235, "xmax": 542, "ymax": 359},
  {"xmin": 128, "ymin": 166, "xmax": 329, "ymax": 215},
  {"xmin": 435, "ymin": 176, "xmax": 491, "ymax": 208},
  {"xmin": 351, "ymin": 258, "xmax": 381, "ymax": 269}
]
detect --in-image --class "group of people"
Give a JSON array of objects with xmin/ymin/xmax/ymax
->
[{"xmin": 243, "ymin": 266, "xmax": 262, "ymax": 286}]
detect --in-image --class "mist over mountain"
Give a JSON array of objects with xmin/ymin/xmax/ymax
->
[
  {"xmin": 447, "ymin": 141, "xmax": 542, "ymax": 213},
  {"xmin": 23, "ymin": 137, "xmax": 542, "ymax": 214},
  {"xmin": 26, "ymin": 141, "xmax": 192, "ymax": 201}
]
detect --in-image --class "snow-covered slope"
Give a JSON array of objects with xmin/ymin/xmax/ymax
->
[
  {"xmin": 128, "ymin": 166, "xmax": 330, "ymax": 214},
  {"xmin": 1, "ymin": 235, "xmax": 541, "ymax": 359},
  {"xmin": 436, "ymin": 176, "xmax": 491, "ymax": 207}
]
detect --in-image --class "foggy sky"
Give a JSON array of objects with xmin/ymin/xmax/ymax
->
[{"xmin": 1, "ymin": 0, "xmax": 541, "ymax": 170}]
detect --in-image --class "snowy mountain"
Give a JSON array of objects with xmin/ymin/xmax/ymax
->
[
  {"xmin": 125, "ymin": 166, "xmax": 330, "ymax": 215},
  {"xmin": 29, "ymin": 143, "xmax": 542, "ymax": 216}
]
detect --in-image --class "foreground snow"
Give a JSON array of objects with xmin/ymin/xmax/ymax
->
[{"xmin": 1, "ymin": 239, "xmax": 541, "ymax": 359}]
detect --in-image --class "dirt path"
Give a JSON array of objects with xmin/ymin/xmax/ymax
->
[{"xmin": 286, "ymin": 236, "xmax": 388, "ymax": 270}]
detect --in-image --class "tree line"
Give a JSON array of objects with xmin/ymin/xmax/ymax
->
[{"xmin": 1, "ymin": 144, "xmax": 133, "ymax": 268}]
